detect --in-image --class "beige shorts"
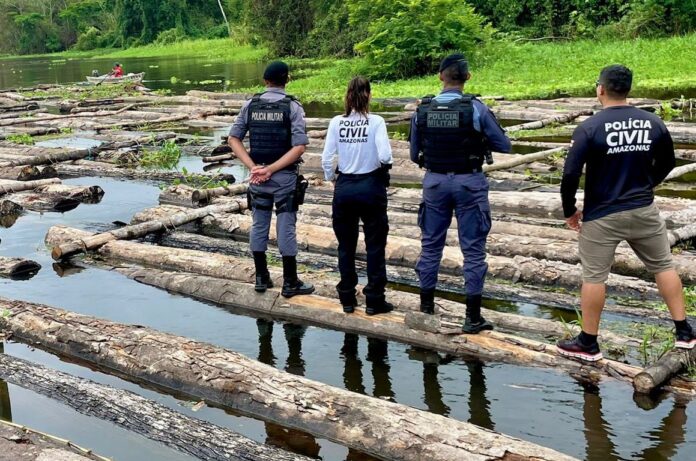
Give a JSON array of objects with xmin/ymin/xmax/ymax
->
[{"xmin": 578, "ymin": 204, "xmax": 674, "ymax": 283}]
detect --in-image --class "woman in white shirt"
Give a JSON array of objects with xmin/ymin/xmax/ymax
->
[{"xmin": 321, "ymin": 77, "xmax": 394, "ymax": 316}]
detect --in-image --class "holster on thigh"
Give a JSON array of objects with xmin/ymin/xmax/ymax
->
[{"xmin": 248, "ymin": 189, "xmax": 274, "ymax": 211}]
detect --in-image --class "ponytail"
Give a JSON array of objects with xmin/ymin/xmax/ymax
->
[{"xmin": 344, "ymin": 76, "xmax": 371, "ymax": 117}]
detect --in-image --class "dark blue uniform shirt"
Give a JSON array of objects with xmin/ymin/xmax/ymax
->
[
  {"xmin": 409, "ymin": 89, "xmax": 512, "ymax": 161},
  {"xmin": 561, "ymin": 105, "xmax": 675, "ymax": 222}
]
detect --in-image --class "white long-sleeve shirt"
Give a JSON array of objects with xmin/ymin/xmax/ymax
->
[{"xmin": 321, "ymin": 112, "xmax": 393, "ymax": 181}]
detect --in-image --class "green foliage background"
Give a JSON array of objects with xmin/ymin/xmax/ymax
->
[{"xmin": 0, "ymin": 0, "xmax": 695, "ymax": 79}]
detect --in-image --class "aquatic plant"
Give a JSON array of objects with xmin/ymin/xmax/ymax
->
[
  {"xmin": 5, "ymin": 133, "xmax": 34, "ymax": 145},
  {"xmin": 173, "ymin": 167, "xmax": 229, "ymax": 189},
  {"xmin": 139, "ymin": 140, "xmax": 181, "ymax": 169}
]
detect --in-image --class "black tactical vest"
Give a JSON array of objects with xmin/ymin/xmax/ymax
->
[
  {"xmin": 247, "ymin": 93, "xmax": 294, "ymax": 165},
  {"xmin": 416, "ymin": 95, "xmax": 488, "ymax": 173}
]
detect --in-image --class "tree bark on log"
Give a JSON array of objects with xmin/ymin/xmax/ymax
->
[
  {"xmin": 0, "ymin": 178, "xmax": 61, "ymax": 195},
  {"xmin": 183, "ymin": 210, "xmax": 662, "ymax": 300},
  {"xmin": 159, "ymin": 183, "xmax": 248, "ymax": 207},
  {"xmin": 51, "ymin": 199, "xmax": 247, "ymax": 260},
  {"xmin": 54, "ymin": 160, "xmax": 234, "ymax": 183},
  {"xmin": 0, "ymin": 199, "xmax": 22, "ymax": 216},
  {"xmin": 634, "ymin": 347, "xmax": 696, "ymax": 394},
  {"xmin": 0, "ymin": 104, "xmax": 134, "ymax": 127},
  {"xmin": 664, "ymin": 162, "xmax": 696, "ymax": 182},
  {"xmin": 0, "ymin": 148, "xmax": 108, "ymax": 168},
  {"xmin": 0, "ymin": 354, "xmax": 312, "ymax": 461},
  {"xmin": 33, "ymin": 184, "xmax": 105, "ymax": 203},
  {"xmin": 203, "ymin": 153, "xmax": 235, "ymax": 163},
  {"xmin": 3, "ymin": 192, "xmax": 80, "ymax": 213},
  {"xmin": 0, "ymin": 419, "xmax": 104, "ymax": 461},
  {"xmin": 0, "ymin": 165, "xmax": 55, "ymax": 181},
  {"xmin": 43, "ymin": 225, "xmax": 641, "ymax": 349},
  {"xmin": 0, "ymin": 256, "xmax": 40, "ymax": 279},
  {"xmin": 668, "ymin": 223, "xmax": 696, "ymax": 246},
  {"xmin": 0, "ymin": 297, "xmax": 580, "ymax": 461},
  {"xmin": 0, "ymin": 127, "xmax": 60, "ymax": 140},
  {"xmin": 483, "ymin": 147, "xmax": 566, "ymax": 172},
  {"xmin": 505, "ymin": 110, "xmax": 593, "ymax": 132}
]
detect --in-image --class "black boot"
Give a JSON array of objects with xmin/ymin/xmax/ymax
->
[
  {"xmin": 420, "ymin": 290, "xmax": 435, "ymax": 315},
  {"xmin": 337, "ymin": 286, "xmax": 358, "ymax": 314},
  {"xmin": 281, "ymin": 256, "xmax": 314, "ymax": 298},
  {"xmin": 462, "ymin": 294, "xmax": 493, "ymax": 334},
  {"xmin": 365, "ymin": 295, "xmax": 394, "ymax": 316},
  {"xmin": 253, "ymin": 251, "xmax": 272, "ymax": 293}
]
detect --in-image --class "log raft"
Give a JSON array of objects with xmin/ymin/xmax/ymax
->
[
  {"xmin": 0, "ymin": 354, "xmax": 312, "ymax": 461},
  {"xmin": 0, "ymin": 297, "xmax": 580, "ymax": 461}
]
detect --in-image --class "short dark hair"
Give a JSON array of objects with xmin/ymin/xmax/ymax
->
[
  {"xmin": 441, "ymin": 62, "xmax": 468, "ymax": 84},
  {"xmin": 598, "ymin": 65, "xmax": 633, "ymax": 98}
]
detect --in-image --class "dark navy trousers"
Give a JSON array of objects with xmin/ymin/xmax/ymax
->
[
  {"xmin": 332, "ymin": 172, "xmax": 389, "ymax": 300},
  {"xmin": 416, "ymin": 172, "xmax": 491, "ymax": 295}
]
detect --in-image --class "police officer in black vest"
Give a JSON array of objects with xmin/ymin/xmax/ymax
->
[
  {"xmin": 229, "ymin": 61, "xmax": 314, "ymax": 298},
  {"xmin": 410, "ymin": 53, "xmax": 511, "ymax": 333}
]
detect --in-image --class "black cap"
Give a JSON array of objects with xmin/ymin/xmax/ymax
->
[
  {"xmin": 263, "ymin": 61, "xmax": 289, "ymax": 85},
  {"xmin": 439, "ymin": 53, "xmax": 468, "ymax": 74}
]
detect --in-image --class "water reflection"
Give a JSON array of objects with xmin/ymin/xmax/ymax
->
[
  {"xmin": 407, "ymin": 347, "xmax": 451, "ymax": 416},
  {"xmin": 466, "ymin": 361, "xmax": 494, "ymax": 431},
  {"xmin": 582, "ymin": 383, "xmax": 620, "ymax": 461},
  {"xmin": 0, "ymin": 345, "xmax": 11, "ymax": 421},
  {"xmin": 636, "ymin": 398, "xmax": 688, "ymax": 461},
  {"xmin": 341, "ymin": 334, "xmax": 366, "ymax": 395},
  {"xmin": 366, "ymin": 338, "xmax": 394, "ymax": 400}
]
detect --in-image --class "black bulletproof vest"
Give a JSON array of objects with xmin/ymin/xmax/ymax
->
[
  {"xmin": 416, "ymin": 95, "xmax": 488, "ymax": 172},
  {"xmin": 247, "ymin": 93, "xmax": 293, "ymax": 165}
]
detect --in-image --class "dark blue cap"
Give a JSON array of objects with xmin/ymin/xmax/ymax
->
[
  {"xmin": 439, "ymin": 53, "xmax": 468, "ymax": 74},
  {"xmin": 263, "ymin": 61, "xmax": 289, "ymax": 84}
]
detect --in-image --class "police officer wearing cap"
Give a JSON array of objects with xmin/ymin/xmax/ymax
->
[
  {"xmin": 229, "ymin": 61, "xmax": 314, "ymax": 298},
  {"xmin": 410, "ymin": 53, "xmax": 511, "ymax": 333}
]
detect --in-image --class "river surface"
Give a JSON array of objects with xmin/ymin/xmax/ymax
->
[{"xmin": 0, "ymin": 55, "xmax": 695, "ymax": 461}]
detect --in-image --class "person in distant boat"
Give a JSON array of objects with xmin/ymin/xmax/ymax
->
[
  {"xmin": 321, "ymin": 77, "xmax": 394, "ymax": 316},
  {"xmin": 112, "ymin": 63, "xmax": 123, "ymax": 77},
  {"xmin": 557, "ymin": 65, "xmax": 695, "ymax": 362}
]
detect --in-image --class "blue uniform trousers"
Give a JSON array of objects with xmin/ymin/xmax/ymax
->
[
  {"xmin": 249, "ymin": 169, "xmax": 298, "ymax": 257},
  {"xmin": 416, "ymin": 172, "xmax": 491, "ymax": 295}
]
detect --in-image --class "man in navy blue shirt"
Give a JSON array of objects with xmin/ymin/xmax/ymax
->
[
  {"xmin": 558, "ymin": 65, "xmax": 694, "ymax": 361},
  {"xmin": 410, "ymin": 53, "xmax": 511, "ymax": 333}
]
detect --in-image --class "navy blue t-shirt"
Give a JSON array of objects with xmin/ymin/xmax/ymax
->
[{"xmin": 561, "ymin": 105, "xmax": 675, "ymax": 222}]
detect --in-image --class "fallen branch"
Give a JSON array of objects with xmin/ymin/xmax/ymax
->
[
  {"xmin": 483, "ymin": 147, "xmax": 566, "ymax": 173},
  {"xmin": 502, "ymin": 110, "xmax": 592, "ymax": 133}
]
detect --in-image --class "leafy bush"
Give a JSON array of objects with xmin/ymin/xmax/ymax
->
[
  {"xmin": 154, "ymin": 28, "xmax": 187, "ymax": 45},
  {"xmin": 75, "ymin": 27, "xmax": 105, "ymax": 50},
  {"xmin": 353, "ymin": 0, "xmax": 493, "ymax": 80}
]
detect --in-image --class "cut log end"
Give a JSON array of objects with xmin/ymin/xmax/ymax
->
[{"xmin": 634, "ymin": 373, "xmax": 658, "ymax": 394}]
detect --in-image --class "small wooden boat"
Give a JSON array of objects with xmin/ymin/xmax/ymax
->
[{"xmin": 86, "ymin": 72, "xmax": 145, "ymax": 85}]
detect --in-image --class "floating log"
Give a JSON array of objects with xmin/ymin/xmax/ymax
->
[
  {"xmin": 0, "ymin": 354, "xmax": 312, "ymax": 461},
  {"xmin": 183, "ymin": 209, "xmax": 662, "ymax": 300},
  {"xmin": 0, "ymin": 178, "xmax": 61, "ymax": 195},
  {"xmin": 665, "ymin": 162, "xmax": 696, "ymax": 182},
  {"xmin": 0, "ymin": 256, "xmax": 40, "ymax": 279},
  {"xmin": 43, "ymin": 225, "xmax": 640, "ymax": 349},
  {"xmin": 33, "ymin": 184, "xmax": 104, "ymax": 203},
  {"xmin": 51, "ymin": 199, "xmax": 247, "ymax": 260},
  {"xmin": 203, "ymin": 153, "xmax": 235, "ymax": 163},
  {"xmin": 5, "ymin": 192, "xmax": 80, "ymax": 213},
  {"xmin": 668, "ymin": 223, "xmax": 696, "ymax": 246},
  {"xmin": 0, "ymin": 104, "xmax": 135, "ymax": 127},
  {"xmin": 0, "ymin": 419, "xmax": 105, "ymax": 461},
  {"xmin": 634, "ymin": 347, "xmax": 696, "ymax": 394},
  {"xmin": 506, "ymin": 110, "xmax": 593, "ymax": 132},
  {"xmin": 483, "ymin": 147, "xmax": 566, "ymax": 172},
  {"xmin": 159, "ymin": 183, "xmax": 248, "ymax": 207},
  {"xmin": 0, "ymin": 199, "xmax": 22, "ymax": 216},
  {"xmin": 0, "ymin": 148, "xmax": 92, "ymax": 168},
  {"xmin": 0, "ymin": 165, "xmax": 53, "ymax": 181},
  {"xmin": 0, "ymin": 127, "xmax": 60, "ymax": 140},
  {"xmin": 0, "ymin": 297, "xmax": 579, "ymax": 461},
  {"xmin": 54, "ymin": 160, "xmax": 234, "ymax": 183}
]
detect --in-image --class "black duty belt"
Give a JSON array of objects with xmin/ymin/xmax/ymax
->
[
  {"xmin": 426, "ymin": 167, "xmax": 482, "ymax": 175},
  {"xmin": 336, "ymin": 168, "xmax": 381, "ymax": 179}
]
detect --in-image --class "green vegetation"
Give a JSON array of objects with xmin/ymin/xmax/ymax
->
[
  {"xmin": 638, "ymin": 324, "xmax": 674, "ymax": 367},
  {"xmin": 657, "ymin": 286, "xmax": 696, "ymax": 315},
  {"xmin": 657, "ymin": 100, "xmax": 684, "ymax": 121},
  {"xmin": 139, "ymin": 140, "xmax": 182, "ymax": 169},
  {"xmin": 5, "ymin": 133, "xmax": 34, "ymax": 145},
  {"xmin": 20, "ymin": 82, "xmax": 142, "ymax": 101},
  {"xmin": 172, "ymin": 167, "xmax": 230, "ymax": 189}
]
